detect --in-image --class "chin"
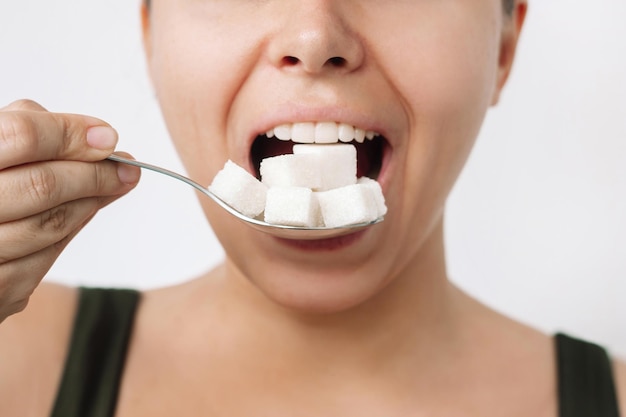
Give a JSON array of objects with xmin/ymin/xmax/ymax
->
[
  {"xmin": 211, "ymin": 193, "xmax": 403, "ymax": 315},
  {"xmin": 238, "ymin": 249, "xmax": 395, "ymax": 315}
]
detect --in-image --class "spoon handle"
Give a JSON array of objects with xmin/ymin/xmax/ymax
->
[
  {"xmin": 106, "ymin": 154, "xmax": 260, "ymax": 224},
  {"xmin": 107, "ymin": 154, "xmax": 210, "ymax": 197}
]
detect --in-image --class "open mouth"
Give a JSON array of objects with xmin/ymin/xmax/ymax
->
[{"xmin": 250, "ymin": 122, "xmax": 387, "ymax": 180}]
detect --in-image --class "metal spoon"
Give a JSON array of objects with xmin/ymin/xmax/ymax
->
[{"xmin": 107, "ymin": 154, "xmax": 383, "ymax": 240}]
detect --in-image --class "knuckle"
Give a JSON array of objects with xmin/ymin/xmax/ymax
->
[
  {"xmin": 52, "ymin": 114, "xmax": 74, "ymax": 156},
  {"xmin": 92, "ymin": 162, "xmax": 109, "ymax": 194},
  {"xmin": 25, "ymin": 165, "xmax": 58, "ymax": 206},
  {"xmin": 0, "ymin": 112, "xmax": 38, "ymax": 156},
  {"xmin": 88, "ymin": 162, "xmax": 119, "ymax": 197},
  {"xmin": 0, "ymin": 116, "xmax": 41, "ymax": 171},
  {"xmin": 40, "ymin": 205, "xmax": 69, "ymax": 234},
  {"xmin": 7, "ymin": 99, "xmax": 45, "ymax": 112}
]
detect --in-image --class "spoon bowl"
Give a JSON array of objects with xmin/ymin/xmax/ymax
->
[{"xmin": 107, "ymin": 154, "xmax": 383, "ymax": 240}]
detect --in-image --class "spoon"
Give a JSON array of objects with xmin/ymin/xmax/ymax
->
[{"xmin": 107, "ymin": 154, "xmax": 383, "ymax": 240}]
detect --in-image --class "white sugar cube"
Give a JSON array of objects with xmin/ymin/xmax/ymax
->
[
  {"xmin": 264, "ymin": 187, "xmax": 322, "ymax": 227},
  {"xmin": 292, "ymin": 144, "xmax": 356, "ymax": 191},
  {"xmin": 260, "ymin": 153, "xmax": 321, "ymax": 190},
  {"xmin": 357, "ymin": 177, "xmax": 387, "ymax": 217},
  {"xmin": 316, "ymin": 184, "xmax": 378, "ymax": 228},
  {"xmin": 209, "ymin": 160, "xmax": 267, "ymax": 218}
]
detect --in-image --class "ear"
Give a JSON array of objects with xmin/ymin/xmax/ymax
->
[
  {"xmin": 491, "ymin": 1, "xmax": 528, "ymax": 105},
  {"xmin": 141, "ymin": 2, "xmax": 154, "ymax": 85}
]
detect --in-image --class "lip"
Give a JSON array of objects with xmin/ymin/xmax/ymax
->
[{"xmin": 272, "ymin": 228, "xmax": 369, "ymax": 251}]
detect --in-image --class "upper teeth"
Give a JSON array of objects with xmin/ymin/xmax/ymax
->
[{"xmin": 266, "ymin": 122, "xmax": 379, "ymax": 144}]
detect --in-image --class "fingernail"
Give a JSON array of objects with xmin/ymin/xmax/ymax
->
[
  {"xmin": 87, "ymin": 126, "xmax": 118, "ymax": 150},
  {"xmin": 117, "ymin": 163, "xmax": 140, "ymax": 184}
]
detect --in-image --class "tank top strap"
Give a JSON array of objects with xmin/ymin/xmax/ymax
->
[
  {"xmin": 50, "ymin": 287, "xmax": 140, "ymax": 417},
  {"xmin": 556, "ymin": 333, "xmax": 621, "ymax": 417}
]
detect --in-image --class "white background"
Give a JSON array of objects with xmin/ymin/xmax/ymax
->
[{"xmin": 1, "ymin": 1, "xmax": 624, "ymax": 357}]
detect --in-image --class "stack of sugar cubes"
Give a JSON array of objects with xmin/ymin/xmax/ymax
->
[{"xmin": 209, "ymin": 144, "xmax": 386, "ymax": 228}]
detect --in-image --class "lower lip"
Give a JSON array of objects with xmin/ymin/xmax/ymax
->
[{"xmin": 273, "ymin": 229, "xmax": 368, "ymax": 251}]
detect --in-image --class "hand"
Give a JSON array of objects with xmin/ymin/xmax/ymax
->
[{"xmin": 0, "ymin": 100, "xmax": 141, "ymax": 323}]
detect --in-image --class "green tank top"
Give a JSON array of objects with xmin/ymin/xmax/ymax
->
[{"xmin": 50, "ymin": 288, "xmax": 621, "ymax": 417}]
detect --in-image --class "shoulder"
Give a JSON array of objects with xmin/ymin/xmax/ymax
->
[
  {"xmin": 614, "ymin": 359, "xmax": 626, "ymax": 413},
  {"xmin": 0, "ymin": 281, "xmax": 78, "ymax": 360},
  {"xmin": 0, "ymin": 282, "xmax": 79, "ymax": 416}
]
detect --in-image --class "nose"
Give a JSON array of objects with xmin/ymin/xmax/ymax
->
[{"xmin": 267, "ymin": 2, "xmax": 365, "ymax": 75}]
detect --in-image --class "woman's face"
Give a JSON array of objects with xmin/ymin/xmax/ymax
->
[{"xmin": 144, "ymin": 0, "xmax": 522, "ymax": 313}]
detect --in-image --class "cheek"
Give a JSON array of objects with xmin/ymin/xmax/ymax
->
[
  {"xmin": 365, "ymin": 3, "xmax": 500, "ymax": 124},
  {"xmin": 401, "ymin": 24, "xmax": 497, "ymax": 155},
  {"xmin": 148, "ymin": 14, "xmax": 255, "ymax": 185},
  {"xmin": 393, "ymin": 27, "xmax": 499, "ymax": 128},
  {"xmin": 371, "ymin": 17, "xmax": 501, "ymax": 235}
]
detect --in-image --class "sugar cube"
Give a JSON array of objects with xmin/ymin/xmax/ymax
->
[
  {"xmin": 208, "ymin": 160, "xmax": 268, "ymax": 218},
  {"xmin": 264, "ymin": 186, "xmax": 322, "ymax": 227},
  {"xmin": 357, "ymin": 177, "xmax": 387, "ymax": 217},
  {"xmin": 316, "ymin": 183, "xmax": 379, "ymax": 228},
  {"xmin": 292, "ymin": 144, "xmax": 356, "ymax": 191},
  {"xmin": 210, "ymin": 149, "xmax": 386, "ymax": 229},
  {"xmin": 260, "ymin": 153, "xmax": 321, "ymax": 189}
]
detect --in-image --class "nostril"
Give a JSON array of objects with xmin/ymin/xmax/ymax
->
[
  {"xmin": 327, "ymin": 57, "xmax": 347, "ymax": 67},
  {"xmin": 282, "ymin": 56, "xmax": 300, "ymax": 66}
]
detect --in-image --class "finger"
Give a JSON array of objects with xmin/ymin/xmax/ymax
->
[
  {"xmin": 0, "ymin": 99, "xmax": 48, "ymax": 112},
  {"xmin": 0, "ymin": 196, "xmax": 120, "ymax": 263},
  {"xmin": 0, "ymin": 158, "xmax": 140, "ymax": 223},
  {"xmin": 0, "ymin": 196, "xmax": 106, "ymax": 322},
  {"xmin": 1, "ymin": 203, "xmax": 96, "ymax": 282},
  {"xmin": 0, "ymin": 109, "xmax": 118, "ymax": 170},
  {"xmin": 0, "ymin": 231, "xmax": 78, "ymax": 320}
]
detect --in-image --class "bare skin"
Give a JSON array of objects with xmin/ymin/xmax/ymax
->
[
  {"xmin": 116, "ymin": 223, "xmax": 560, "ymax": 417},
  {"xmin": 0, "ymin": 1, "xmax": 624, "ymax": 416},
  {"xmin": 1, "ymin": 241, "xmax": 561, "ymax": 417},
  {"xmin": 2, "ymin": 277, "xmax": 625, "ymax": 416}
]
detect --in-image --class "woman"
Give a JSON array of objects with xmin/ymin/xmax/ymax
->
[{"xmin": 0, "ymin": 0, "xmax": 623, "ymax": 416}]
